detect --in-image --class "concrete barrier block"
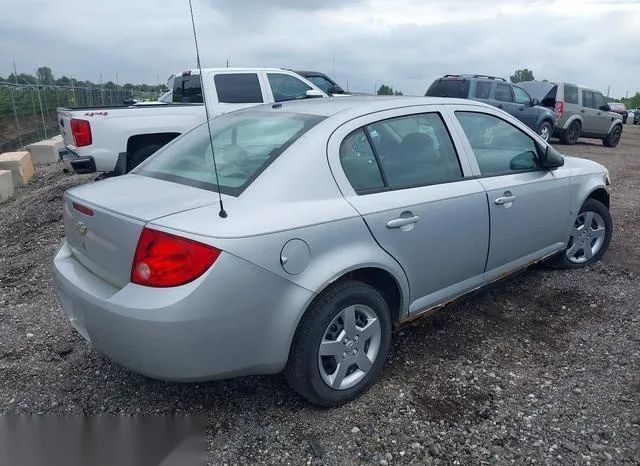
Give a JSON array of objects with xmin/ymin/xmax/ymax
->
[
  {"xmin": 27, "ymin": 137, "xmax": 62, "ymax": 166},
  {"xmin": 0, "ymin": 151, "xmax": 35, "ymax": 186},
  {"xmin": 0, "ymin": 170, "xmax": 14, "ymax": 203}
]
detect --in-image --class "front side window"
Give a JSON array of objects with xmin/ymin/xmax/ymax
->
[
  {"xmin": 513, "ymin": 86, "xmax": 532, "ymax": 105},
  {"xmin": 593, "ymin": 92, "xmax": 608, "ymax": 110},
  {"xmin": 582, "ymin": 90, "xmax": 595, "ymax": 109},
  {"xmin": 455, "ymin": 111, "xmax": 541, "ymax": 176},
  {"xmin": 214, "ymin": 73, "xmax": 263, "ymax": 104},
  {"xmin": 134, "ymin": 111, "xmax": 325, "ymax": 196},
  {"xmin": 267, "ymin": 73, "xmax": 312, "ymax": 102}
]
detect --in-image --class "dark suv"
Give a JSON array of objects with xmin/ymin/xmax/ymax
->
[{"xmin": 425, "ymin": 74, "xmax": 556, "ymax": 141}]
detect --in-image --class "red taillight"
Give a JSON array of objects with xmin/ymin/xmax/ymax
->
[
  {"xmin": 72, "ymin": 202, "xmax": 94, "ymax": 216},
  {"xmin": 554, "ymin": 101, "xmax": 564, "ymax": 119},
  {"xmin": 131, "ymin": 227, "xmax": 221, "ymax": 288},
  {"xmin": 70, "ymin": 118, "xmax": 92, "ymax": 147}
]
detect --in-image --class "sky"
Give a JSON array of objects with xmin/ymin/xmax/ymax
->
[{"xmin": 1, "ymin": 0, "xmax": 639, "ymax": 98}]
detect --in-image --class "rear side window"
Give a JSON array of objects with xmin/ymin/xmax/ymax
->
[
  {"xmin": 214, "ymin": 73, "xmax": 264, "ymax": 104},
  {"xmin": 172, "ymin": 75, "xmax": 203, "ymax": 103},
  {"xmin": 340, "ymin": 113, "xmax": 463, "ymax": 193},
  {"xmin": 134, "ymin": 111, "xmax": 325, "ymax": 196},
  {"xmin": 495, "ymin": 84, "xmax": 513, "ymax": 102},
  {"xmin": 564, "ymin": 84, "xmax": 579, "ymax": 104},
  {"xmin": 425, "ymin": 78, "xmax": 470, "ymax": 98},
  {"xmin": 474, "ymin": 81, "xmax": 492, "ymax": 99}
]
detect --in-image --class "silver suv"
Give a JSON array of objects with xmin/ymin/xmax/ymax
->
[{"xmin": 518, "ymin": 80, "xmax": 623, "ymax": 147}]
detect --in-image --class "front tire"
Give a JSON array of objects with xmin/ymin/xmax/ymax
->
[
  {"xmin": 536, "ymin": 121, "xmax": 553, "ymax": 142},
  {"xmin": 285, "ymin": 280, "xmax": 392, "ymax": 407},
  {"xmin": 548, "ymin": 198, "xmax": 612, "ymax": 269},
  {"xmin": 603, "ymin": 125, "xmax": 622, "ymax": 148}
]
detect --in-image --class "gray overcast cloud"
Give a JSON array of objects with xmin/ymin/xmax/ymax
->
[{"xmin": 0, "ymin": 0, "xmax": 638, "ymax": 97}]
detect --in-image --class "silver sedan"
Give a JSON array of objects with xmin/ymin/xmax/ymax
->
[{"xmin": 53, "ymin": 96, "xmax": 613, "ymax": 406}]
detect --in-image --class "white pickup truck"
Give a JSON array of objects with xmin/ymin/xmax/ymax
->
[{"xmin": 56, "ymin": 67, "xmax": 328, "ymax": 177}]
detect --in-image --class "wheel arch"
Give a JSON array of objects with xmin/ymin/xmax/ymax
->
[
  {"xmin": 562, "ymin": 115, "xmax": 582, "ymax": 130},
  {"xmin": 126, "ymin": 132, "xmax": 180, "ymax": 156}
]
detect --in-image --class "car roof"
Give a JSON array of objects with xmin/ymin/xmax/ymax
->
[{"xmin": 246, "ymin": 95, "xmax": 491, "ymax": 118}]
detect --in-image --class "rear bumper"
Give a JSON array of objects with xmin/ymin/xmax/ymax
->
[
  {"xmin": 59, "ymin": 148, "xmax": 96, "ymax": 174},
  {"xmin": 52, "ymin": 239, "xmax": 314, "ymax": 381}
]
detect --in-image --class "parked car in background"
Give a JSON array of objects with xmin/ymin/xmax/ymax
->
[
  {"xmin": 56, "ymin": 68, "xmax": 328, "ymax": 178},
  {"xmin": 517, "ymin": 80, "xmax": 623, "ymax": 147},
  {"xmin": 53, "ymin": 95, "xmax": 612, "ymax": 407},
  {"xmin": 425, "ymin": 74, "xmax": 556, "ymax": 141},
  {"xmin": 633, "ymin": 108, "xmax": 640, "ymax": 125},
  {"xmin": 290, "ymin": 70, "xmax": 347, "ymax": 96},
  {"xmin": 608, "ymin": 102, "xmax": 628, "ymax": 123}
]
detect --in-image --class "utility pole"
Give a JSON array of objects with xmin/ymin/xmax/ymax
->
[
  {"xmin": 226, "ymin": 59, "xmax": 229, "ymax": 68},
  {"xmin": 332, "ymin": 52, "xmax": 335, "ymax": 78},
  {"xmin": 606, "ymin": 84, "xmax": 610, "ymax": 98}
]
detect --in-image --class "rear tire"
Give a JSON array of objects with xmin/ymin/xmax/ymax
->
[
  {"xmin": 127, "ymin": 144, "xmax": 163, "ymax": 172},
  {"xmin": 560, "ymin": 121, "xmax": 580, "ymax": 145},
  {"xmin": 547, "ymin": 198, "xmax": 612, "ymax": 269},
  {"xmin": 285, "ymin": 280, "xmax": 392, "ymax": 407},
  {"xmin": 603, "ymin": 125, "xmax": 622, "ymax": 148}
]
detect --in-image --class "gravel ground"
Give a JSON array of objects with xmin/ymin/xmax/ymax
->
[{"xmin": 1, "ymin": 124, "xmax": 639, "ymax": 465}]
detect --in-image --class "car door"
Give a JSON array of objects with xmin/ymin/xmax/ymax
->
[
  {"xmin": 512, "ymin": 85, "xmax": 538, "ymax": 130},
  {"xmin": 592, "ymin": 91, "xmax": 614, "ymax": 135},
  {"xmin": 580, "ymin": 90, "xmax": 599, "ymax": 133},
  {"xmin": 327, "ymin": 107, "xmax": 490, "ymax": 314},
  {"xmin": 447, "ymin": 105, "xmax": 571, "ymax": 282},
  {"xmin": 488, "ymin": 83, "xmax": 517, "ymax": 116}
]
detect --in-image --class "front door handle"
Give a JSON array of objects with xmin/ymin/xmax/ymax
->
[
  {"xmin": 386, "ymin": 216, "xmax": 420, "ymax": 229},
  {"xmin": 495, "ymin": 195, "xmax": 516, "ymax": 205},
  {"xmin": 496, "ymin": 104, "xmax": 503, "ymax": 109}
]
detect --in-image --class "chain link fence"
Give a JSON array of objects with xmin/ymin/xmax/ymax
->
[{"xmin": 0, "ymin": 83, "xmax": 160, "ymax": 153}]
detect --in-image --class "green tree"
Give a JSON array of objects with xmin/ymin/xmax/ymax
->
[
  {"xmin": 377, "ymin": 84, "xmax": 393, "ymax": 95},
  {"xmin": 509, "ymin": 68, "xmax": 535, "ymax": 83},
  {"xmin": 627, "ymin": 91, "xmax": 640, "ymax": 110},
  {"xmin": 393, "ymin": 90, "xmax": 403, "ymax": 95},
  {"xmin": 36, "ymin": 66, "xmax": 54, "ymax": 84}
]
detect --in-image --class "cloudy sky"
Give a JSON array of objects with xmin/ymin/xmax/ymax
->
[{"xmin": 1, "ymin": 0, "xmax": 638, "ymax": 98}]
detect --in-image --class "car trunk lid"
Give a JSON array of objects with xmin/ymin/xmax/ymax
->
[{"xmin": 62, "ymin": 175, "xmax": 223, "ymax": 288}]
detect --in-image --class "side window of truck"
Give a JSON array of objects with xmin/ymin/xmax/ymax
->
[
  {"xmin": 267, "ymin": 73, "xmax": 312, "ymax": 102},
  {"xmin": 214, "ymin": 73, "xmax": 264, "ymax": 104}
]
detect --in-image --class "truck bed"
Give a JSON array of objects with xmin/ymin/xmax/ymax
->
[{"xmin": 57, "ymin": 102, "xmax": 203, "ymax": 112}]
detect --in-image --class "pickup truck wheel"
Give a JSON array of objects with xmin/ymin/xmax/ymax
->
[
  {"xmin": 546, "ymin": 199, "xmax": 612, "ymax": 269},
  {"xmin": 128, "ymin": 144, "xmax": 163, "ymax": 172},
  {"xmin": 536, "ymin": 121, "xmax": 552, "ymax": 142},
  {"xmin": 560, "ymin": 121, "xmax": 580, "ymax": 145},
  {"xmin": 285, "ymin": 280, "xmax": 391, "ymax": 407},
  {"xmin": 603, "ymin": 125, "xmax": 622, "ymax": 148}
]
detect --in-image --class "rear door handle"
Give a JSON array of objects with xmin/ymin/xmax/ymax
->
[
  {"xmin": 495, "ymin": 195, "xmax": 516, "ymax": 205},
  {"xmin": 386, "ymin": 216, "xmax": 420, "ymax": 228},
  {"xmin": 581, "ymin": 109, "xmax": 586, "ymax": 113}
]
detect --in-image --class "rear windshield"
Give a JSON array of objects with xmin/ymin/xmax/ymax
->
[
  {"xmin": 133, "ymin": 111, "xmax": 326, "ymax": 196},
  {"xmin": 172, "ymin": 75, "xmax": 202, "ymax": 103},
  {"xmin": 425, "ymin": 78, "xmax": 470, "ymax": 98}
]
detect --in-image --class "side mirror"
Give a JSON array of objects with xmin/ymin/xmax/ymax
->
[
  {"xmin": 305, "ymin": 89, "xmax": 325, "ymax": 98},
  {"xmin": 541, "ymin": 144, "xmax": 564, "ymax": 170},
  {"xmin": 531, "ymin": 98, "xmax": 540, "ymax": 107},
  {"xmin": 599, "ymin": 104, "xmax": 611, "ymax": 112}
]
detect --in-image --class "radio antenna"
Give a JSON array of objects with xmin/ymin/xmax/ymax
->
[{"xmin": 188, "ymin": 0, "xmax": 227, "ymax": 218}]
